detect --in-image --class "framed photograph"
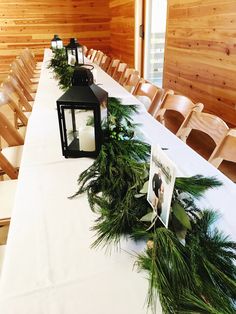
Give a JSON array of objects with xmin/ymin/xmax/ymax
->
[{"xmin": 147, "ymin": 145, "xmax": 176, "ymax": 228}]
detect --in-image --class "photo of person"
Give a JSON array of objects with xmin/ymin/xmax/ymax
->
[
  {"xmin": 147, "ymin": 145, "xmax": 176, "ymax": 228},
  {"xmin": 152, "ymin": 169, "xmax": 164, "ymax": 216}
]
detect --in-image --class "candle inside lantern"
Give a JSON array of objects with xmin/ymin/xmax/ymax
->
[
  {"xmin": 79, "ymin": 126, "xmax": 95, "ymax": 151},
  {"xmin": 68, "ymin": 54, "xmax": 76, "ymax": 66}
]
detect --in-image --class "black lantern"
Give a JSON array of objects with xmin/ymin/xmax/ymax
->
[
  {"xmin": 57, "ymin": 67, "xmax": 108, "ymax": 158},
  {"xmin": 51, "ymin": 34, "xmax": 63, "ymax": 49},
  {"xmin": 66, "ymin": 38, "xmax": 84, "ymax": 66}
]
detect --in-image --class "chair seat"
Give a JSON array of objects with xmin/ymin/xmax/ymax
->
[
  {"xmin": 18, "ymin": 126, "xmax": 27, "ymax": 139},
  {"xmin": 36, "ymin": 62, "xmax": 42, "ymax": 69},
  {"xmin": 31, "ymin": 76, "xmax": 40, "ymax": 83},
  {"xmin": 135, "ymin": 95, "xmax": 151, "ymax": 110},
  {"xmin": 1, "ymin": 145, "xmax": 23, "ymax": 169},
  {"xmin": 22, "ymin": 111, "xmax": 31, "ymax": 119},
  {"xmin": 0, "ymin": 179, "xmax": 17, "ymax": 220}
]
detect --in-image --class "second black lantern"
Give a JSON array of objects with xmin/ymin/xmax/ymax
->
[
  {"xmin": 66, "ymin": 38, "xmax": 84, "ymax": 66},
  {"xmin": 51, "ymin": 34, "xmax": 63, "ymax": 49}
]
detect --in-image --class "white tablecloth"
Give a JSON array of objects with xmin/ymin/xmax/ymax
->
[{"xmin": 0, "ymin": 49, "xmax": 235, "ymax": 314}]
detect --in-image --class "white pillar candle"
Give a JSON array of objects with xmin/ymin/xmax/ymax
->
[
  {"xmin": 68, "ymin": 54, "xmax": 76, "ymax": 66},
  {"xmin": 79, "ymin": 126, "xmax": 95, "ymax": 151}
]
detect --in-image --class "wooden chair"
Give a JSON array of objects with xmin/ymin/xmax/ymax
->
[
  {"xmin": 86, "ymin": 48, "xmax": 94, "ymax": 59},
  {"xmin": 120, "ymin": 68, "xmax": 139, "ymax": 86},
  {"xmin": 10, "ymin": 67, "xmax": 36, "ymax": 102},
  {"xmin": 12, "ymin": 58, "xmax": 38, "ymax": 90},
  {"xmin": 93, "ymin": 51, "xmax": 104, "ymax": 66},
  {"xmin": 18, "ymin": 50, "xmax": 40, "ymax": 81},
  {"xmin": 21, "ymin": 48, "xmax": 42, "ymax": 71},
  {"xmin": 87, "ymin": 49, "xmax": 97, "ymax": 63},
  {"xmin": 155, "ymin": 94, "xmax": 203, "ymax": 134},
  {"xmin": 176, "ymin": 110, "xmax": 229, "ymax": 160},
  {"xmin": 4, "ymin": 75, "xmax": 32, "ymax": 112},
  {"xmin": 107, "ymin": 58, "xmax": 120, "ymax": 77},
  {"xmin": 100, "ymin": 55, "xmax": 111, "ymax": 72},
  {"xmin": 0, "ymin": 84, "xmax": 30, "ymax": 133},
  {"xmin": 112, "ymin": 62, "xmax": 127, "ymax": 82},
  {"xmin": 0, "ymin": 177, "xmax": 18, "ymax": 273},
  {"xmin": 123, "ymin": 72, "xmax": 141, "ymax": 93},
  {"xmin": 0, "ymin": 111, "xmax": 24, "ymax": 178},
  {"xmin": 0, "ymin": 179, "xmax": 18, "ymax": 243},
  {"xmin": 208, "ymin": 129, "xmax": 236, "ymax": 181},
  {"xmin": 132, "ymin": 81, "xmax": 161, "ymax": 111}
]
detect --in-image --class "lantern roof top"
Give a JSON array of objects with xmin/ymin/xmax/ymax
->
[{"xmin": 56, "ymin": 85, "xmax": 108, "ymax": 106}]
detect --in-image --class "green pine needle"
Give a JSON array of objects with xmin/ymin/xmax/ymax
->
[{"xmin": 175, "ymin": 175, "xmax": 222, "ymax": 199}]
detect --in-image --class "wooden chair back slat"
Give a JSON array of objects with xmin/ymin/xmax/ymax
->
[
  {"xmin": 100, "ymin": 55, "xmax": 111, "ymax": 72},
  {"xmin": 107, "ymin": 59, "xmax": 120, "ymax": 77},
  {"xmin": 3, "ymin": 76, "xmax": 32, "ymax": 112},
  {"xmin": 154, "ymin": 94, "xmax": 203, "ymax": 132},
  {"xmin": 123, "ymin": 72, "xmax": 141, "ymax": 93},
  {"xmin": 120, "ymin": 68, "xmax": 138, "ymax": 86},
  {"xmin": 0, "ymin": 87, "xmax": 28, "ymax": 128},
  {"xmin": 177, "ymin": 110, "xmax": 229, "ymax": 146},
  {"xmin": 132, "ymin": 81, "xmax": 161, "ymax": 110},
  {"xmin": 93, "ymin": 51, "xmax": 104, "ymax": 66},
  {"xmin": 113, "ymin": 62, "xmax": 127, "ymax": 82},
  {"xmin": 0, "ymin": 152, "xmax": 18, "ymax": 179},
  {"xmin": 209, "ymin": 129, "xmax": 236, "ymax": 167},
  {"xmin": 0, "ymin": 112, "xmax": 24, "ymax": 146}
]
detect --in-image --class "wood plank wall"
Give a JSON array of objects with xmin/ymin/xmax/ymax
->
[
  {"xmin": 164, "ymin": 0, "xmax": 236, "ymax": 127},
  {"xmin": 0, "ymin": 0, "xmax": 110, "ymax": 80},
  {"xmin": 109, "ymin": 0, "xmax": 135, "ymax": 67}
]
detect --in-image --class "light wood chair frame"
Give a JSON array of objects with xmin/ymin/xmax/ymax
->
[
  {"xmin": 209, "ymin": 129, "xmax": 236, "ymax": 168},
  {"xmin": 154, "ymin": 94, "xmax": 203, "ymax": 126},
  {"xmin": 176, "ymin": 110, "xmax": 229, "ymax": 148}
]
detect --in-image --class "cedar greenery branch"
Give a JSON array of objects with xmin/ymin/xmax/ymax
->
[{"xmin": 49, "ymin": 51, "xmax": 236, "ymax": 314}]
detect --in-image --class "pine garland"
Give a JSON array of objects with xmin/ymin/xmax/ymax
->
[
  {"xmin": 51, "ymin": 69, "xmax": 235, "ymax": 311},
  {"xmin": 49, "ymin": 51, "xmax": 236, "ymax": 312}
]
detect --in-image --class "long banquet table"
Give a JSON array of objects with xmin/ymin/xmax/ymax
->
[{"xmin": 0, "ymin": 49, "xmax": 235, "ymax": 314}]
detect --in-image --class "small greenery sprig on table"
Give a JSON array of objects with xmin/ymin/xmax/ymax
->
[{"xmin": 71, "ymin": 97, "xmax": 236, "ymax": 313}]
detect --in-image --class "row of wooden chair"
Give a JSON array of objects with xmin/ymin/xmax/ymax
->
[
  {"xmin": 0, "ymin": 48, "xmax": 41, "ymax": 259},
  {"xmin": 149, "ymin": 92, "xmax": 236, "ymax": 181},
  {"xmin": 86, "ymin": 47, "xmax": 236, "ymax": 182},
  {"xmin": 85, "ymin": 48, "xmax": 174, "ymax": 116}
]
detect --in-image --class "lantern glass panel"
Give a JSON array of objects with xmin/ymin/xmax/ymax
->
[
  {"xmin": 51, "ymin": 40, "xmax": 57, "ymax": 49},
  {"xmin": 63, "ymin": 108, "xmax": 95, "ymax": 152},
  {"xmin": 77, "ymin": 46, "xmax": 84, "ymax": 64},
  {"xmin": 57, "ymin": 40, "xmax": 63, "ymax": 49}
]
